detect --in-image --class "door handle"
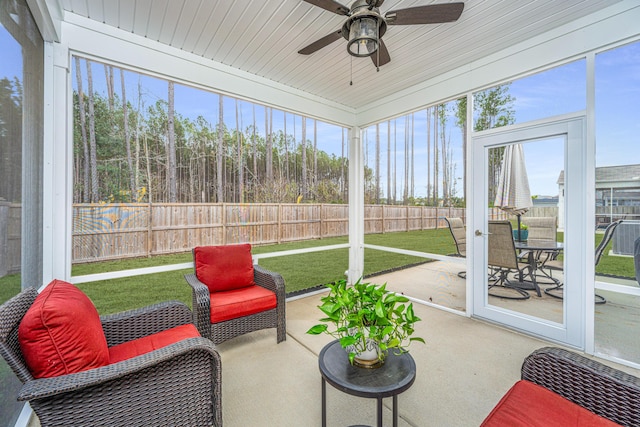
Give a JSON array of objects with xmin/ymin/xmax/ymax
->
[{"xmin": 475, "ymin": 229, "xmax": 491, "ymax": 236}]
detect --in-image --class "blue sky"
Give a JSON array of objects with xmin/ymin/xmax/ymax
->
[{"xmin": 2, "ymin": 26, "xmax": 639, "ymax": 199}]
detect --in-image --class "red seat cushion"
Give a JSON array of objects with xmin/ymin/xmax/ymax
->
[
  {"xmin": 109, "ymin": 324, "xmax": 200, "ymax": 364},
  {"xmin": 481, "ymin": 380, "xmax": 621, "ymax": 426},
  {"xmin": 18, "ymin": 280, "xmax": 110, "ymax": 379},
  {"xmin": 194, "ymin": 244, "xmax": 256, "ymax": 292},
  {"xmin": 210, "ymin": 285, "xmax": 277, "ymax": 323}
]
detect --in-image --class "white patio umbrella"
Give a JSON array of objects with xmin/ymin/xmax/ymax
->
[{"xmin": 494, "ymin": 144, "xmax": 533, "ymax": 236}]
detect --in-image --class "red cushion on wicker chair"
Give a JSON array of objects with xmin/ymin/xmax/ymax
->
[
  {"xmin": 108, "ymin": 324, "xmax": 201, "ymax": 363},
  {"xmin": 209, "ymin": 285, "xmax": 277, "ymax": 323},
  {"xmin": 18, "ymin": 280, "xmax": 110, "ymax": 379},
  {"xmin": 194, "ymin": 244, "xmax": 256, "ymax": 292},
  {"xmin": 481, "ymin": 380, "xmax": 620, "ymax": 426}
]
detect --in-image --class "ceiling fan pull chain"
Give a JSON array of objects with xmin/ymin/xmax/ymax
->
[
  {"xmin": 350, "ymin": 55, "xmax": 353, "ymax": 85},
  {"xmin": 376, "ymin": 21, "xmax": 380, "ymax": 72}
]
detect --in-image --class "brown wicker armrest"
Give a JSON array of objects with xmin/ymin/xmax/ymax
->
[
  {"xmin": 19, "ymin": 337, "xmax": 222, "ymax": 427},
  {"xmin": 100, "ymin": 300, "xmax": 193, "ymax": 347},
  {"xmin": 255, "ymin": 264, "xmax": 286, "ymax": 343},
  {"xmin": 184, "ymin": 273, "xmax": 212, "ymax": 338},
  {"xmin": 254, "ymin": 264, "xmax": 285, "ymax": 294},
  {"xmin": 521, "ymin": 346, "xmax": 640, "ymax": 426}
]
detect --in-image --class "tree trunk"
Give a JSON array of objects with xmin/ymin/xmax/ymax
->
[
  {"xmin": 393, "ymin": 120, "xmax": 397, "ymax": 203},
  {"xmin": 217, "ymin": 95, "xmax": 224, "ymax": 202},
  {"xmin": 167, "ymin": 81, "xmax": 177, "ymax": 202},
  {"xmin": 410, "ymin": 113, "xmax": 414, "ymax": 199},
  {"xmin": 266, "ymin": 107, "xmax": 273, "ymax": 186},
  {"xmin": 375, "ymin": 123, "xmax": 380, "ymax": 204},
  {"xmin": 252, "ymin": 104, "xmax": 257, "ymax": 187},
  {"xmin": 426, "ymin": 108, "xmax": 431, "ymax": 205},
  {"xmin": 284, "ymin": 113, "xmax": 289, "ymax": 183},
  {"xmin": 313, "ymin": 119, "xmax": 318, "ymax": 197},
  {"xmin": 433, "ymin": 107, "xmax": 439, "ymax": 204},
  {"xmin": 86, "ymin": 60, "xmax": 99, "ymax": 203},
  {"xmin": 341, "ymin": 127, "xmax": 346, "ymax": 201},
  {"xmin": 104, "ymin": 64, "xmax": 114, "ymax": 111},
  {"xmin": 236, "ymin": 99, "xmax": 244, "ymax": 203},
  {"xmin": 121, "ymin": 69, "xmax": 136, "ymax": 201},
  {"xmin": 387, "ymin": 121, "xmax": 391, "ymax": 204},
  {"xmin": 403, "ymin": 117, "xmax": 409, "ymax": 203},
  {"xmin": 301, "ymin": 117, "xmax": 307, "ymax": 198},
  {"xmin": 75, "ymin": 57, "xmax": 90, "ymax": 203}
]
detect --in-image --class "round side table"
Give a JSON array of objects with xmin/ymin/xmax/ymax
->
[{"xmin": 319, "ymin": 340, "xmax": 416, "ymax": 427}]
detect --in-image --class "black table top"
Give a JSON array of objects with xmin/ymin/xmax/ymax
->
[{"xmin": 318, "ymin": 340, "xmax": 416, "ymax": 399}]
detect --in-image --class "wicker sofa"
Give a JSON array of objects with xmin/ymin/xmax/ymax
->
[{"xmin": 481, "ymin": 347, "xmax": 640, "ymax": 426}]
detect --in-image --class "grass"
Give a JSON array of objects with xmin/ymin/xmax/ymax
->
[
  {"xmin": 1, "ymin": 228, "xmax": 635, "ymax": 313},
  {"xmin": 71, "ymin": 231, "xmax": 448, "ymax": 314}
]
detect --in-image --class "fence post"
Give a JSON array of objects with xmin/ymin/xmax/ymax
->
[
  {"xmin": 320, "ymin": 204, "xmax": 324, "ymax": 239},
  {"xmin": 222, "ymin": 203, "xmax": 227, "ymax": 245},
  {"xmin": 406, "ymin": 206, "xmax": 409, "ymax": 232},
  {"xmin": 147, "ymin": 202, "xmax": 153, "ymax": 258},
  {"xmin": 382, "ymin": 205, "xmax": 386, "ymax": 234},
  {"xmin": 0, "ymin": 200, "xmax": 8, "ymax": 276},
  {"xmin": 278, "ymin": 204, "xmax": 282, "ymax": 244}
]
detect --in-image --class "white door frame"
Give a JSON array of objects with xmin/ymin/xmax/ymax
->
[{"xmin": 468, "ymin": 113, "xmax": 589, "ymax": 348}]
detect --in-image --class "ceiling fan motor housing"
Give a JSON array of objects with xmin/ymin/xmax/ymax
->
[{"xmin": 342, "ymin": 0, "xmax": 387, "ymax": 57}]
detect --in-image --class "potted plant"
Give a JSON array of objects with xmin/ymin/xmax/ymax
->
[
  {"xmin": 307, "ymin": 278, "xmax": 425, "ymax": 368},
  {"xmin": 513, "ymin": 223, "xmax": 529, "ymax": 241}
]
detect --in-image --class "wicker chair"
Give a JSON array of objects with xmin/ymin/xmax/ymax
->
[
  {"xmin": 185, "ymin": 245, "xmax": 286, "ymax": 345},
  {"xmin": 0, "ymin": 288, "xmax": 222, "ymax": 427},
  {"xmin": 521, "ymin": 347, "xmax": 640, "ymax": 426},
  {"xmin": 487, "ymin": 220, "xmax": 535, "ymax": 299}
]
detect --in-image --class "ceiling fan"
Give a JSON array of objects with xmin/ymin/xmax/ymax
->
[{"xmin": 298, "ymin": 0, "xmax": 464, "ymax": 68}]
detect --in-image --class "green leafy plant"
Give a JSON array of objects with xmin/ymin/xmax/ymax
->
[{"xmin": 307, "ymin": 278, "xmax": 425, "ymax": 365}]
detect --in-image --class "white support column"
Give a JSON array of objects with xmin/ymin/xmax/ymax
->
[
  {"xmin": 348, "ymin": 126, "xmax": 364, "ymax": 283},
  {"xmin": 584, "ymin": 51, "xmax": 597, "ymax": 354},
  {"xmin": 43, "ymin": 41, "xmax": 71, "ymax": 284}
]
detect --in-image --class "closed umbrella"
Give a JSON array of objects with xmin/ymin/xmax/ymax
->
[{"xmin": 494, "ymin": 144, "xmax": 532, "ymax": 239}]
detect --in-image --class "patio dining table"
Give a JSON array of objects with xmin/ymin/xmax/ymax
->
[{"xmin": 513, "ymin": 240, "xmax": 563, "ymax": 297}]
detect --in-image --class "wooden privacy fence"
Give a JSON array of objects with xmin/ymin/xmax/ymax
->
[
  {"xmin": 0, "ymin": 201, "xmax": 21, "ymax": 276},
  {"xmin": 71, "ymin": 203, "xmax": 467, "ymax": 263}
]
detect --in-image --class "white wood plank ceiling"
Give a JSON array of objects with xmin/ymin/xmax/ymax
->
[{"xmin": 58, "ymin": 0, "xmax": 621, "ymax": 110}]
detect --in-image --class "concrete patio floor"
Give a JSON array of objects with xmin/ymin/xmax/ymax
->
[
  {"xmin": 25, "ymin": 261, "xmax": 640, "ymax": 427},
  {"xmin": 212, "ymin": 261, "xmax": 640, "ymax": 426}
]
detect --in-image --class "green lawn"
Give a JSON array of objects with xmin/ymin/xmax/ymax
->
[
  {"xmin": 71, "ymin": 230, "xmax": 451, "ymax": 314},
  {"xmin": 1, "ymin": 228, "xmax": 635, "ymax": 313}
]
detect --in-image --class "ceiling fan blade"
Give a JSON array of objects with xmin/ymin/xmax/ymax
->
[
  {"xmin": 370, "ymin": 39, "xmax": 391, "ymax": 67},
  {"xmin": 298, "ymin": 30, "xmax": 343, "ymax": 55},
  {"xmin": 303, "ymin": 0, "xmax": 350, "ymax": 16},
  {"xmin": 386, "ymin": 2, "xmax": 464, "ymax": 25}
]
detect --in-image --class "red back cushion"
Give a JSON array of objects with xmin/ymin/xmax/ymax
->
[
  {"xmin": 18, "ymin": 279, "xmax": 110, "ymax": 379},
  {"xmin": 194, "ymin": 244, "xmax": 256, "ymax": 292}
]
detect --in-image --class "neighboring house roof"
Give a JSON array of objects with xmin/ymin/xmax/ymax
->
[{"xmin": 557, "ymin": 164, "xmax": 640, "ymax": 185}]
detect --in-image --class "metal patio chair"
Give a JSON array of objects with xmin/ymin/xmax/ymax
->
[
  {"xmin": 543, "ymin": 219, "xmax": 624, "ymax": 304},
  {"xmin": 445, "ymin": 217, "xmax": 467, "ymax": 279},
  {"xmin": 487, "ymin": 220, "xmax": 534, "ymax": 300}
]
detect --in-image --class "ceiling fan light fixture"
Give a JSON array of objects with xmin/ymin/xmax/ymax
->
[{"xmin": 347, "ymin": 16, "xmax": 378, "ymax": 57}]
